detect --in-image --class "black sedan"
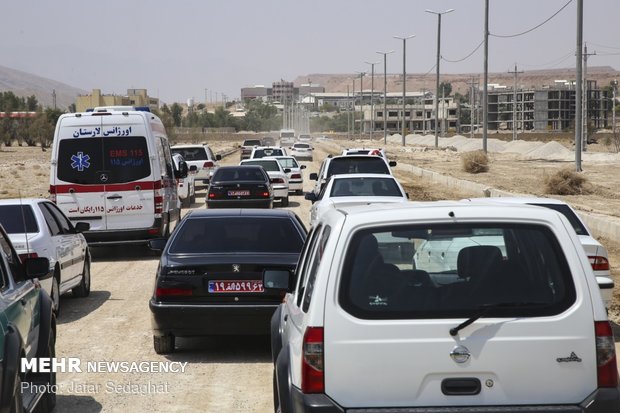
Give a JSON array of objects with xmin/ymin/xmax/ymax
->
[
  {"xmin": 206, "ymin": 165, "xmax": 273, "ymax": 208},
  {"xmin": 148, "ymin": 208, "xmax": 307, "ymax": 354}
]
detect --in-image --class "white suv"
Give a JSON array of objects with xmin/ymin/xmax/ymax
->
[
  {"xmin": 171, "ymin": 144, "xmax": 221, "ymax": 188},
  {"xmin": 265, "ymin": 202, "xmax": 620, "ymax": 412}
]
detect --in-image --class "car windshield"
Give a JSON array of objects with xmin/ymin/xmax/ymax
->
[
  {"xmin": 0, "ymin": 205, "xmax": 39, "ymax": 233},
  {"xmin": 212, "ymin": 167, "xmax": 265, "ymax": 182},
  {"xmin": 326, "ymin": 157, "xmax": 389, "ymax": 178},
  {"xmin": 169, "ymin": 217, "xmax": 304, "ymax": 254},
  {"xmin": 531, "ymin": 203, "xmax": 588, "ymax": 236},
  {"xmin": 57, "ymin": 136, "xmax": 151, "ymax": 184},
  {"xmin": 339, "ymin": 223, "xmax": 575, "ymax": 320},
  {"xmin": 171, "ymin": 147, "xmax": 208, "ymax": 161},
  {"xmin": 276, "ymin": 158, "xmax": 298, "ymax": 169},
  {"xmin": 243, "ymin": 160, "xmax": 280, "ymax": 172},
  {"xmin": 330, "ymin": 177, "xmax": 402, "ymax": 197}
]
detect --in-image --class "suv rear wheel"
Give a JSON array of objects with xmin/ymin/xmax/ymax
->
[{"xmin": 153, "ymin": 335, "xmax": 175, "ymax": 354}]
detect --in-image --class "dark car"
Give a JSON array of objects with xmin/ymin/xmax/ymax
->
[
  {"xmin": 0, "ymin": 224, "xmax": 56, "ymax": 413},
  {"xmin": 206, "ymin": 165, "xmax": 274, "ymax": 209},
  {"xmin": 148, "ymin": 209, "xmax": 307, "ymax": 354}
]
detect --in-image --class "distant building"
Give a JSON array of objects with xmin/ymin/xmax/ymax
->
[
  {"xmin": 240, "ymin": 85, "xmax": 271, "ymax": 101},
  {"xmin": 76, "ymin": 89, "xmax": 159, "ymax": 112},
  {"xmin": 271, "ymin": 80, "xmax": 297, "ymax": 104}
]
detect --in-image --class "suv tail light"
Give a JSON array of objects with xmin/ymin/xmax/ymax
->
[
  {"xmin": 154, "ymin": 181, "xmax": 164, "ymax": 214},
  {"xmin": 291, "ymin": 173, "xmax": 302, "ymax": 179},
  {"xmin": 19, "ymin": 252, "xmax": 38, "ymax": 262},
  {"xmin": 302, "ymin": 327, "xmax": 324, "ymax": 394},
  {"xmin": 271, "ymin": 178, "xmax": 285, "ymax": 184},
  {"xmin": 203, "ymin": 161, "xmax": 214, "ymax": 168},
  {"xmin": 595, "ymin": 321, "xmax": 619, "ymax": 387},
  {"xmin": 49, "ymin": 185, "xmax": 57, "ymax": 203},
  {"xmin": 589, "ymin": 256, "xmax": 610, "ymax": 271}
]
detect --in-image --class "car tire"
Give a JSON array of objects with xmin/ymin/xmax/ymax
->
[
  {"xmin": 153, "ymin": 335, "xmax": 175, "ymax": 354},
  {"xmin": 51, "ymin": 273, "xmax": 61, "ymax": 316},
  {"xmin": 295, "ymin": 189, "xmax": 303, "ymax": 195},
  {"xmin": 72, "ymin": 258, "xmax": 91, "ymax": 298},
  {"xmin": 9, "ymin": 374, "xmax": 24, "ymax": 413},
  {"xmin": 281, "ymin": 196, "xmax": 289, "ymax": 207}
]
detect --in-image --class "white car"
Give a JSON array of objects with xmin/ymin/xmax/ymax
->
[
  {"xmin": 289, "ymin": 142, "xmax": 313, "ymax": 161},
  {"xmin": 249, "ymin": 146, "xmax": 288, "ymax": 159},
  {"xmin": 266, "ymin": 201, "xmax": 620, "ymax": 412},
  {"xmin": 239, "ymin": 158, "xmax": 290, "ymax": 206},
  {"xmin": 462, "ymin": 196, "xmax": 615, "ymax": 308},
  {"xmin": 172, "ymin": 153, "xmax": 196, "ymax": 208},
  {"xmin": 305, "ymin": 173, "xmax": 408, "ymax": 227},
  {"xmin": 171, "ymin": 144, "xmax": 221, "ymax": 188},
  {"xmin": 271, "ymin": 156, "xmax": 306, "ymax": 195},
  {"xmin": 0, "ymin": 198, "xmax": 91, "ymax": 314},
  {"xmin": 341, "ymin": 147, "xmax": 387, "ymax": 159}
]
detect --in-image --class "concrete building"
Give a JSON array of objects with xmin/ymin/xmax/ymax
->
[
  {"xmin": 271, "ymin": 80, "xmax": 297, "ymax": 104},
  {"xmin": 240, "ymin": 85, "xmax": 271, "ymax": 101},
  {"xmin": 76, "ymin": 89, "xmax": 159, "ymax": 112}
]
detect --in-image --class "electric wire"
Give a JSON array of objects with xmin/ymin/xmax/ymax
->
[
  {"xmin": 491, "ymin": 0, "xmax": 573, "ymax": 38},
  {"xmin": 520, "ymin": 50, "xmax": 575, "ymax": 69},
  {"xmin": 441, "ymin": 39, "xmax": 485, "ymax": 63}
]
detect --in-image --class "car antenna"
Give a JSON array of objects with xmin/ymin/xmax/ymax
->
[{"xmin": 18, "ymin": 190, "xmax": 31, "ymax": 258}]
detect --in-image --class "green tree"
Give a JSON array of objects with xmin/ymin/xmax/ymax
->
[
  {"xmin": 26, "ymin": 95, "xmax": 38, "ymax": 111},
  {"xmin": 170, "ymin": 103, "xmax": 183, "ymax": 127},
  {"xmin": 439, "ymin": 81, "xmax": 452, "ymax": 97}
]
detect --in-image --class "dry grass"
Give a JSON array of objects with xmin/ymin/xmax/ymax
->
[
  {"xmin": 544, "ymin": 168, "xmax": 589, "ymax": 195},
  {"xmin": 461, "ymin": 150, "xmax": 489, "ymax": 173}
]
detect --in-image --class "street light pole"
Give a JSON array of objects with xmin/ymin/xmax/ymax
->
[
  {"xmin": 365, "ymin": 60, "xmax": 380, "ymax": 141},
  {"xmin": 355, "ymin": 71, "xmax": 366, "ymax": 139},
  {"xmin": 393, "ymin": 34, "xmax": 415, "ymax": 146},
  {"xmin": 426, "ymin": 8, "xmax": 454, "ymax": 148},
  {"xmin": 377, "ymin": 50, "xmax": 395, "ymax": 145}
]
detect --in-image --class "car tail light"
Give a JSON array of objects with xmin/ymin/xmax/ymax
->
[
  {"xmin": 208, "ymin": 192, "xmax": 220, "ymax": 199},
  {"xmin": 203, "ymin": 161, "xmax": 214, "ymax": 168},
  {"xmin": 301, "ymin": 327, "xmax": 324, "ymax": 394},
  {"xmin": 156, "ymin": 287, "xmax": 193, "ymax": 297},
  {"xmin": 589, "ymin": 256, "xmax": 610, "ymax": 271},
  {"xmin": 154, "ymin": 181, "xmax": 164, "ymax": 214},
  {"xmin": 49, "ymin": 185, "xmax": 57, "ymax": 203},
  {"xmin": 259, "ymin": 191, "xmax": 270, "ymax": 198},
  {"xmin": 595, "ymin": 321, "xmax": 619, "ymax": 387},
  {"xmin": 271, "ymin": 178, "xmax": 285, "ymax": 184},
  {"xmin": 19, "ymin": 252, "xmax": 38, "ymax": 262},
  {"xmin": 291, "ymin": 173, "xmax": 302, "ymax": 179}
]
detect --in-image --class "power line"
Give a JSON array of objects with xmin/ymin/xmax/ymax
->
[
  {"xmin": 491, "ymin": 0, "xmax": 573, "ymax": 38},
  {"xmin": 520, "ymin": 50, "xmax": 575, "ymax": 68},
  {"xmin": 422, "ymin": 64, "xmax": 437, "ymax": 76},
  {"xmin": 588, "ymin": 41, "xmax": 620, "ymax": 51},
  {"xmin": 441, "ymin": 39, "xmax": 485, "ymax": 63}
]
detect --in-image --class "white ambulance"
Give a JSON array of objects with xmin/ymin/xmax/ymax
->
[{"xmin": 49, "ymin": 106, "xmax": 181, "ymax": 246}]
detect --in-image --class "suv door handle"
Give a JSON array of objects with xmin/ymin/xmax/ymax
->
[{"xmin": 283, "ymin": 314, "xmax": 288, "ymax": 322}]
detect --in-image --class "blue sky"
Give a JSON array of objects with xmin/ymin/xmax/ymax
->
[{"xmin": 2, "ymin": 0, "xmax": 618, "ymax": 104}]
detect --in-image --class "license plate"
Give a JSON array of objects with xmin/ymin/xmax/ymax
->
[
  {"xmin": 227, "ymin": 190, "xmax": 250, "ymax": 196},
  {"xmin": 208, "ymin": 280, "xmax": 264, "ymax": 293}
]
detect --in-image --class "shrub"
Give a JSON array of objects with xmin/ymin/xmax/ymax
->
[
  {"xmin": 544, "ymin": 168, "xmax": 589, "ymax": 195},
  {"xmin": 461, "ymin": 150, "xmax": 489, "ymax": 173}
]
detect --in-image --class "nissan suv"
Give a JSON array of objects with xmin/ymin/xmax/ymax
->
[{"xmin": 266, "ymin": 202, "xmax": 620, "ymax": 412}]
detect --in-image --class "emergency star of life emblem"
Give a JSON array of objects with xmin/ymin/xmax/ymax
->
[{"xmin": 71, "ymin": 152, "xmax": 91, "ymax": 171}]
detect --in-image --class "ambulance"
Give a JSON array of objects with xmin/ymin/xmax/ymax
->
[{"xmin": 49, "ymin": 106, "xmax": 182, "ymax": 246}]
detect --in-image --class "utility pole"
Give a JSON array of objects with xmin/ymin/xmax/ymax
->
[
  {"xmin": 365, "ymin": 61, "xmax": 379, "ymax": 141},
  {"xmin": 347, "ymin": 85, "xmax": 351, "ymax": 140},
  {"xmin": 613, "ymin": 80, "xmax": 618, "ymax": 143},
  {"xmin": 575, "ymin": 0, "xmax": 583, "ymax": 171},
  {"xmin": 351, "ymin": 77, "xmax": 356, "ymax": 140},
  {"xmin": 441, "ymin": 85, "xmax": 445, "ymax": 136},
  {"xmin": 52, "ymin": 89, "xmax": 57, "ymax": 110},
  {"xmin": 482, "ymin": 0, "xmax": 489, "ymax": 153},
  {"xmin": 582, "ymin": 43, "xmax": 596, "ymax": 152},
  {"xmin": 354, "ymin": 71, "xmax": 366, "ymax": 139},
  {"xmin": 508, "ymin": 64, "xmax": 523, "ymax": 141},
  {"xmin": 377, "ymin": 50, "xmax": 395, "ymax": 145},
  {"xmin": 466, "ymin": 77, "xmax": 477, "ymax": 139}
]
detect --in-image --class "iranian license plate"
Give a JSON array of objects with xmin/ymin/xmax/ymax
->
[
  {"xmin": 208, "ymin": 280, "xmax": 264, "ymax": 293},
  {"xmin": 227, "ymin": 190, "xmax": 250, "ymax": 196}
]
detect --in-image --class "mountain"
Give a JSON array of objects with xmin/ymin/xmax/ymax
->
[
  {"xmin": 294, "ymin": 66, "xmax": 620, "ymax": 94},
  {"xmin": 0, "ymin": 65, "xmax": 86, "ymax": 110}
]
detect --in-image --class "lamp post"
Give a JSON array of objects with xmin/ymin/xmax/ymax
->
[
  {"xmin": 354, "ymin": 71, "xmax": 366, "ymax": 139},
  {"xmin": 377, "ymin": 50, "xmax": 395, "ymax": 145},
  {"xmin": 393, "ymin": 34, "xmax": 415, "ymax": 146},
  {"xmin": 365, "ymin": 60, "xmax": 380, "ymax": 141},
  {"xmin": 426, "ymin": 8, "xmax": 454, "ymax": 148}
]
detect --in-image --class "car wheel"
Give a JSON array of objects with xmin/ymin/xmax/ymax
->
[
  {"xmin": 72, "ymin": 258, "xmax": 91, "ymax": 298},
  {"xmin": 51, "ymin": 273, "xmax": 61, "ymax": 316},
  {"xmin": 281, "ymin": 196, "xmax": 289, "ymax": 207},
  {"xmin": 9, "ymin": 373, "xmax": 24, "ymax": 413},
  {"xmin": 295, "ymin": 189, "xmax": 303, "ymax": 195},
  {"xmin": 153, "ymin": 335, "xmax": 175, "ymax": 354}
]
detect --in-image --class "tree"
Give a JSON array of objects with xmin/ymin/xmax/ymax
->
[
  {"xmin": 170, "ymin": 103, "xmax": 183, "ymax": 127},
  {"xmin": 26, "ymin": 95, "xmax": 38, "ymax": 111},
  {"xmin": 439, "ymin": 81, "xmax": 452, "ymax": 97}
]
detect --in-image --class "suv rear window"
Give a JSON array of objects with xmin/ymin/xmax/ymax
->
[
  {"xmin": 57, "ymin": 137, "xmax": 151, "ymax": 184},
  {"xmin": 169, "ymin": 217, "xmax": 304, "ymax": 254},
  {"xmin": 243, "ymin": 139, "xmax": 262, "ymax": 146},
  {"xmin": 171, "ymin": 147, "xmax": 208, "ymax": 161},
  {"xmin": 330, "ymin": 177, "xmax": 402, "ymax": 197},
  {"xmin": 339, "ymin": 223, "xmax": 575, "ymax": 320},
  {"xmin": 253, "ymin": 148, "xmax": 285, "ymax": 158},
  {"xmin": 531, "ymin": 203, "xmax": 588, "ymax": 235},
  {"xmin": 326, "ymin": 157, "xmax": 389, "ymax": 178},
  {"xmin": 0, "ymin": 205, "xmax": 39, "ymax": 233},
  {"xmin": 243, "ymin": 160, "xmax": 280, "ymax": 172}
]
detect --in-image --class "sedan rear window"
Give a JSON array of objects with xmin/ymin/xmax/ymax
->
[
  {"xmin": 293, "ymin": 143, "xmax": 311, "ymax": 149},
  {"xmin": 169, "ymin": 217, "xmax": 304, "ymax": 254},
  {"xmin": 339, "ymin": 223, "xmax": 575, "ymax": 320},
  {"xmin": 212, "ymin": 167, "xmax": 266, "ymax": 182},
  {"xmin": 0, "ymin": 205, "xmax": 39, "ymax": 233}
]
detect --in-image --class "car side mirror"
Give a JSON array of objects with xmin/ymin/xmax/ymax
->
[
  {"xmin": 304, "ymin": 192, "xmax": 318, "ymax": 203},
  {"xmin": 263, "ymin": 269, "xmax": 291, "ymax": 290},
  {"xmin": 284, "ymin": 168, "xmax": 291, "ymax": 173},
  {"xmin": 389, "ymin": 161, "xmax": 397, "ymax": 167},
  {"xmin": 309, "ymin": 173, "xmax": 318, "ymax": 180},
  {"xmin": 406, "ymin": 192, "xmax": 410, "ymax": 199},
  {"xmin": 175, "ymin": 161, "xmax": 189, "ymax": 179},
  {"xmin": 189, "ymin": 165, "xmax": 198, "ymax": 172},
  {"xmin": 216, "ymin": 154, "xmax": 222, "ymax": 161},
  {"xmin": 25, "ymin": 257, "xmax": 51, "ymax": 280},
  {"xmin": 148, "ymin": 238, "xmax": 167, "ymax": 252},
  {"xmin": 300, "ymin": 165, "xmax": 306, "ymax": 170},
  {"xmin": 74, "ymin": 222, "xmax": 90, "ymax": 233}
]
